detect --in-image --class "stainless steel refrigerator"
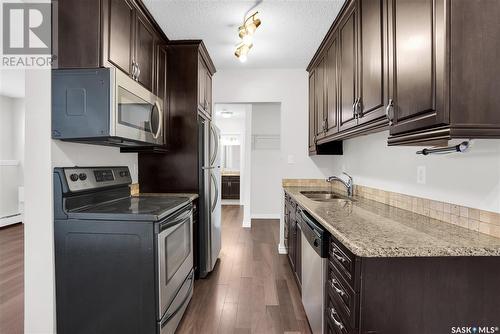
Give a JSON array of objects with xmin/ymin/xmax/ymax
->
[{"xmin": 198, "ymin": 117, "xmax": 221, "ymax": 278}]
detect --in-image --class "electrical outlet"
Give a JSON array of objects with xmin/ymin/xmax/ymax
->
[{"xmin": 417, "ymin": 166, "xmax": 426, "ymax": 184}]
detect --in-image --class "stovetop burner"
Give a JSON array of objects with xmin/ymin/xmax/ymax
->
[{"xmin": 69, "ymin": 195, "xmax": 190, "ymax": 221}]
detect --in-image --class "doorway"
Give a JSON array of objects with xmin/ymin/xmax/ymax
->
[{"xmin": 213, "ymin": 102, "xmax": 282, "ymax": 228}]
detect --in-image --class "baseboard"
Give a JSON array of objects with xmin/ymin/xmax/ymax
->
[
  {"xmin": 278, "ymin": 243, "xmax": 287, "ymax": 254},
  {"xmin": 242, "ymin": 218, "xmax": 251, "ymax": 228},
  {"xmin": 251, "ymin": 213, "xmax": 280, "ymax": 220},
  {"xmin": 0, "ymin": 214, "xmax": 23, "ymax": 228}
]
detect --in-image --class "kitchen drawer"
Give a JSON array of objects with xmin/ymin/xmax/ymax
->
[
  {"xmin": 325, "ymin": 292, "xmax": 352, "ymax": 334},
  {"xmin": 329, "ymin": 237, "xmax": 358, "ymax": 289},
  {"xmin": 327, "ymin": 262, "xmax": 358, "ymax": 329}
]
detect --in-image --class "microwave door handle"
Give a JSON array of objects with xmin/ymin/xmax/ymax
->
[{"xmin": 151, "ymin": 101, "xmax": 163, "ymax": 139}]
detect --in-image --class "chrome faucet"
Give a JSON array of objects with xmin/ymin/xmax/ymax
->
[{"xmin": 326, "ymin": 172, "xmax": 353, "ymax": 197}]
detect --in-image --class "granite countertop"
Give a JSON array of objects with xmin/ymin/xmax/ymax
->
[
  {"xmin": 137, "ymin": 193, "xmax": 199, "ymax": 202},
  {"xmin": 284, "ymin": 186, "xmax": 500, "ymax": 257}
]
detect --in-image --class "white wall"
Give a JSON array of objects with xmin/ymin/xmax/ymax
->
[
  {"xmin": 52, "ymin": 142, "xmax": 138, "ymax": 182},
  {"xmin": 251, "ymin": 103, "xmax": 281, "ymax": 218},
  {"xmin": 214, "ymin": 68, "xmax": 500, "ymax": 253},
  {"xmin": 214, "ymin": 69, "xmax": 324, "ymax": 181},
  {"xmin": 0, "ymin": 95, "xmax": 25, "ymax": 223},
  {"xmin": 24, "ymin": 69, "xmax": 55, "ymax": 334},
  {"xmin": 315, "ymin": 131, "xmax": 500, "ymax": 213}
]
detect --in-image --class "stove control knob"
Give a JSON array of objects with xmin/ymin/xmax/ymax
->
[
  {"xmin": 69, "ymin": 173, "xmax": 79, "ymax": 182},
  {"xmin": 79, "ymin": 173, "xmax": 87, "ymax": 181},
  {"xmin": 120, "ymin": 171, "xmax": 128, "ymax": 177}
]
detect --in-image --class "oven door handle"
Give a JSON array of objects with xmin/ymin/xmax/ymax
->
[
  {"xmin": 159, "ymin": 207, "xmax": 192, "ymax": 232},
  {"xmin": 160, "ymin": 271, "xmax": 194, "ymax": 328}
]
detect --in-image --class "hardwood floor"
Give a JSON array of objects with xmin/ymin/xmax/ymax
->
[
  {"xmin": 177, "ymin": 205, "xmax": 311, "ymax": 334},
  {"xmin": 0, "ymin": 223, "xmax": 24, "ymax": 334}
]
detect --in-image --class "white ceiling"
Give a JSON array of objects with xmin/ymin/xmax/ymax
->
[{"xmin": 142, "ymin": 0, "xmax": 345, "ymax": 70}]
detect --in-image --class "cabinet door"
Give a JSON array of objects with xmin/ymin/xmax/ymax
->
[
  {"xmin": 222, "ymin": 179, "xmax": 231, "ymax": 199},
  {"xmin": 316, "ymin": 56, "xmax": 327, "ymax": 138},
  {"xmin": 156, "ymin": 45, "xmax": 169, "ymax": 148},
  {"xmin": 338, "ymin": 4, "xmax": 358, "ymax": 132},
  {"xmin": 135, "ymin": 11, "xmax": 156, "ymax": 91},
  {"xmin": 198, "ymin": 57, "xmax": 207, "ymax": 112},
  {"xmin": 288, "ymin": 220, "xmax": 296, "ymax": 270},
  {"xmin": 308, "ymin": 71, "xmax": 316, "ymax": 153},
  {"xmin": 387, "ymin": 0, "xmax": 447, "ymax": 135},
  {"xmin": 295, "ymin": 226, "xmax": 302, "ymax": 285},
  {"xmin": 326, "ymin": 36, "xmax": 339, "ymax": 136},
  {"xmin": 205, "ymin": 71, "xmax": 212, "ymax": 117},
  {"xmin": 107, "ymin": 0, "xmax": 134, "ymax": 75},
  {"xmin": 357, "ymin": 0, "xmax": 387, "ymax": 125},
  {"xmin": 230, "ymin": 180, "xmax": 240, "ymax": 199}
]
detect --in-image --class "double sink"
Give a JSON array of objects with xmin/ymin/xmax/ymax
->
[{"xmin": 301, "ymin": 191, "xmax": 354, "ymax": 203}]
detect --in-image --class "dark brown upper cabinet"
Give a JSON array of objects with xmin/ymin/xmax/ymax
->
[
  {"xmin": 55, "ymin": 0, "xmax": 165, "ymax": 93},
  {"xmin": 386, "ymin": 0, "xmax": 446, "ymax": 137},
  {"xmin": 356, "ymin": 0, "xmax": 387, "ymax": 126},
  {"xmin": 338, "ymin": 3, "xmax": 358, "ymax": 132},
  {"xmin": 308, "ymin": 70, "xmax": 317, "ymax": 154},
  {"xmin": 134, "ymin": 10, "xmax": 157, "ymax": 91},
  {"xmin": 315, "ymin": 55, "xmax": 327, "ymax": 139},
  {"xmin": 107, "ymin": 0, "xmax": 134, "ymax": 76},
  {"xmin": 325, "ymin": 36, "xmax": 339, "ymax": 137},
  {"xmin": 198, "ymin": 56, "xmax": 213, "ymax": 118},
  {"xmin": 387, "ymin": 0, "xmax": 500, "ymax": 145},
  {"xmin": 309, "ymin": 0, "xmax": 500, "ymax": 147}
]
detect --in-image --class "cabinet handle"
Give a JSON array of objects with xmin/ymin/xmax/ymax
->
[
  {"xmin": 330, "ymin": 278, "xmax": 346, "ymax": 297},
  {"xmin": 352, "ymin": 98, "xmax": 358, "ymax": 119},
  {"xmin": 385, "ymin": 99, "xmax": 394, "ymax": 125},
  {"xmin": 136, "ymin": 63, "xmax": 141, "ymax": 81},
  {"xmin": 332, "ymin": 248, "xmax": 346, "ymax": 263},
  {"xmin": 329, "ymin": 307, "xmax": 345, "ymax": 330},
  {"xmin": 356, "ymin": 97, "xmax": 363, "ymax": 118},
  {"xmin": 131, "ymin": 62, "xmax": 137, "ymax": 80}
]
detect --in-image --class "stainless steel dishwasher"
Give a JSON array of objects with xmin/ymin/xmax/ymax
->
[{"xmin": 299, "ymin": 209, "xmax": 329, "ymax": 334}]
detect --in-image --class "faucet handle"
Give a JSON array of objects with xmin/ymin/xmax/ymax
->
[{"xmin": 342, "ymin": 172, "xmax": 353, "ymax": 185}]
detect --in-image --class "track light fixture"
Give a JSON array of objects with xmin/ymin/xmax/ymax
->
[{"xmin": 234, "ymin": 12, "xmax": 261, "ymax": 62}]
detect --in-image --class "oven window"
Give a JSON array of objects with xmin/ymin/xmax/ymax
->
[
  {"xmin": 117, "ymin": 87, "xmax": 153, "ymax": 132},
  {"xmin": 165, "ymin": 220, "xmax": 191, "ymax": 283}
]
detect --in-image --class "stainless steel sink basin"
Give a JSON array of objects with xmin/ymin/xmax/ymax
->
[{"xmin": 300, "ymin": 191, "xmax": 352, "ymax": 202}]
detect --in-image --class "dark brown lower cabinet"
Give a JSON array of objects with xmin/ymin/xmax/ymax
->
[
  {"xmin": 285, "ymin": 194, "xmax": 500, "ymax": 333},
  {"xmin": 285, "ymin": 194, "xmax": 301, "ymax": 288},
  {"xmin": 324, "ymin": 234, "xmax": 500, "ymax": 334},
  {"xmin": 221, "ymin": 175, "xmax": 240, "ymax": 200}
]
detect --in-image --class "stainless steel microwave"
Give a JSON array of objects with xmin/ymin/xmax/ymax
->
[{"xmin": 52, "ymin": 68, "xmax": 164, "ymax": 147}]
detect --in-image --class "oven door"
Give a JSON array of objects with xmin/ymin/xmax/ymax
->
[
  {"xmin": 113, "ymin": 69, "xmax": 163, "ymax": 146},
  {"xmin": 158, "ymin": 204, "xmax": 193, "ymax": 319}
]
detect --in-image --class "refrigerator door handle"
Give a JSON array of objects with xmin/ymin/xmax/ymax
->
[
  {"xmin": 210, "ymin": 172, "xmax": 218, "ymax": 212},
  {"xmin": 209, "ymin": 124, "xmax": 219, "ymax": 166}
]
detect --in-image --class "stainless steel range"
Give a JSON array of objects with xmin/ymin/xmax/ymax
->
[{"xmin": 54, "ymin": 166, "xmax": 194, "ymax": 334}]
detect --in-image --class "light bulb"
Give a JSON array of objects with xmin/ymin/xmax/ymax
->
[
  {"xmin": 239, "ymin": 54, "xmax": 247, "ymax": 63},
  {"xmin": 242, "ymin": 34, "xmax": 253, "ymax": 46}
]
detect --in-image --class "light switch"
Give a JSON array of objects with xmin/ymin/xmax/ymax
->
[
  {"xmin": 417, "ymin": 166, "xmax": 426, "ymax": 184},
  {"xmin": 287, "ymin": 155, "xmax": 295, "ymax": 164}
]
